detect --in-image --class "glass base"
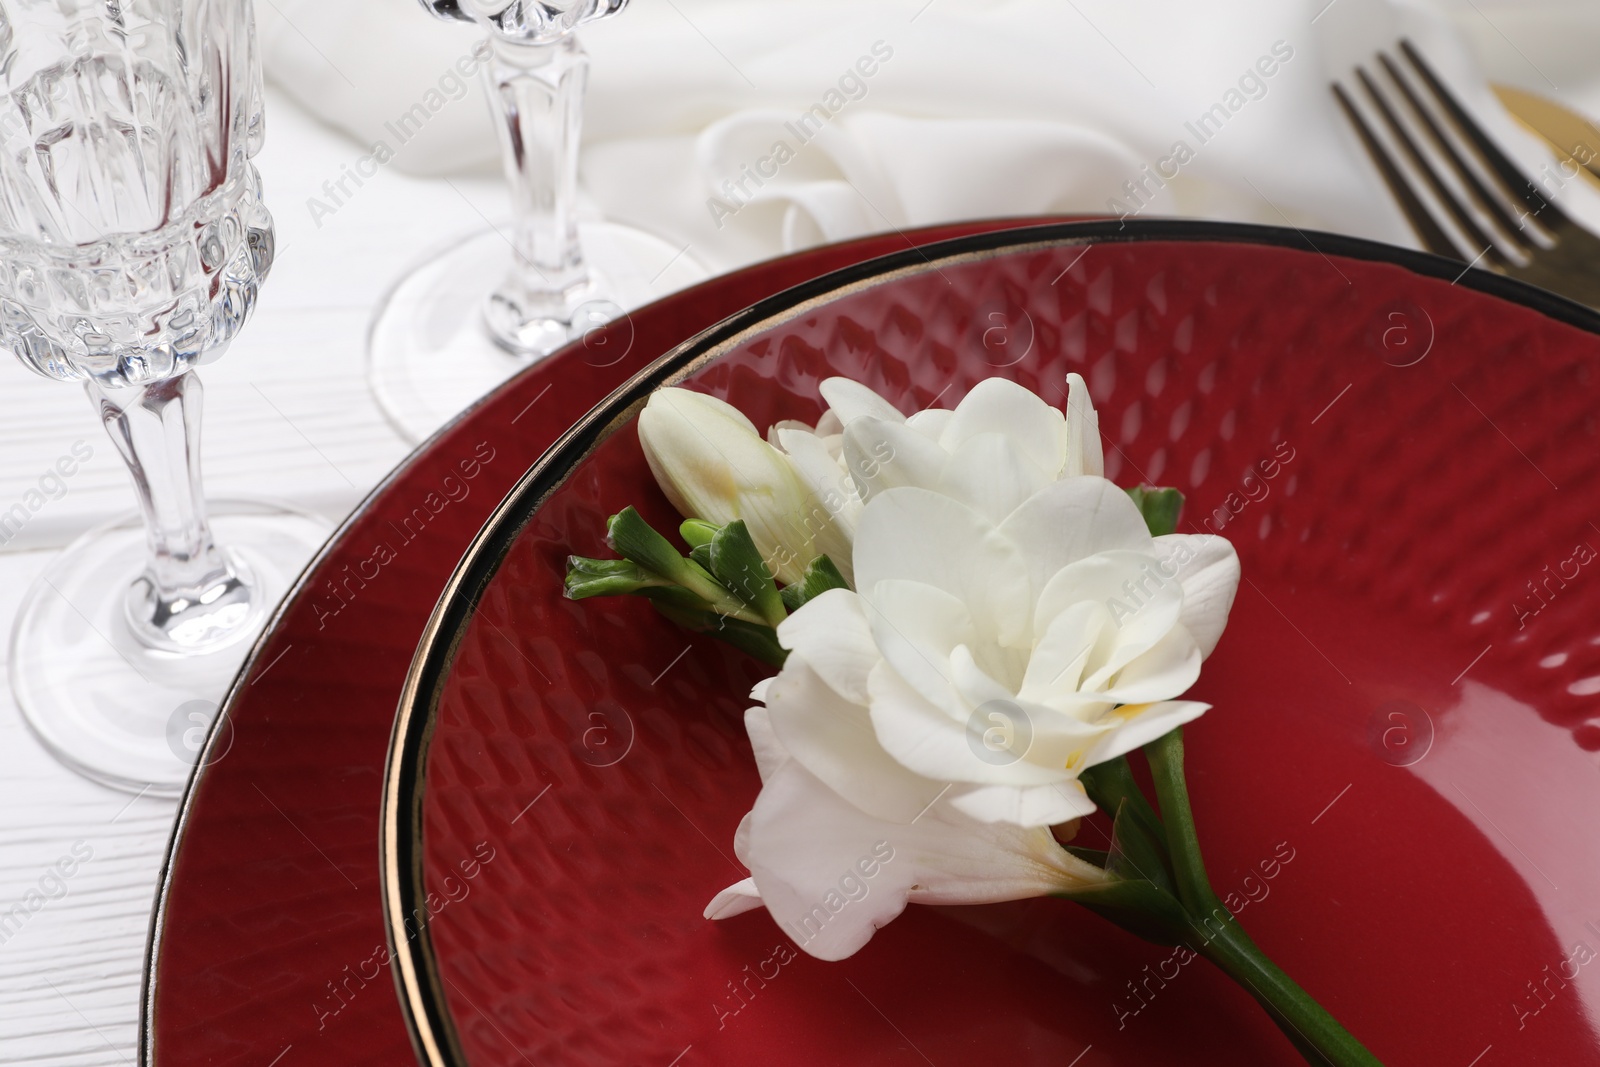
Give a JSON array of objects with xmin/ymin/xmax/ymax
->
[
  {"xmin": 368, "ymin": 221, "xmax": 708, "ymax": 444},
  {"xmin": 9, "ymin": 500, "xmax": 330, "ymax": 796}
]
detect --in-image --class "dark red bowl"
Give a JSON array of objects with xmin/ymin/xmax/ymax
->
[{"xmin": 385, "ymin": 221, "xmax": 1600, "ymax": 1066}]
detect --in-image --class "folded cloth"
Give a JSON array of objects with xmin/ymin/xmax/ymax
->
[{"xmin": 258, "ymin": 0, "xmax": 1600, "ymax": 272}]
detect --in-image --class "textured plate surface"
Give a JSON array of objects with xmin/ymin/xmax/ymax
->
[
  {"xmin": 140, "ymin": 219, "xmax": 1030, "ymax": 1067},
  {"xmin": 394, "ymin": 222, "xmax": 1600, "ymax": 1066}
]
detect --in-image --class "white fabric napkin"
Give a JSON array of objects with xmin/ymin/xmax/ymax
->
[{"xmin": 257, "ymin": 0, "xmax": 1600, "ymax": 273}]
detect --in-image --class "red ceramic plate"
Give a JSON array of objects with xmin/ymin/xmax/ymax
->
[
  {"xmin": 386, "ymin": 221, "xmax": 1600, "ymax": 1067},
  {"xmin": 140, "ymin": 219, "xmax": 1042, "ymax": 1067}
]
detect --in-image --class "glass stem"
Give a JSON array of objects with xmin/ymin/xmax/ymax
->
[
  {"xmin": 481, "ymin": 32, "xmax": 594, "ymax": 354},
  {"xmin": 88, "ymin": 370, "xmax": 255, "ymax": 652}
]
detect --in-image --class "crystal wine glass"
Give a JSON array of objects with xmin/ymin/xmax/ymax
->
[
  {"xmin": 0, "ymin": 0, "xmax": 329, "ymax": 794},
  {"xmin": 367, "ymin": 0, "xmax": 706, "ymax": 443}
]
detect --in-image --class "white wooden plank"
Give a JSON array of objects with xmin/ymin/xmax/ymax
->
[{"xmin": 0, "ymin": 549, "xmax": 176, "ymax": 1067}]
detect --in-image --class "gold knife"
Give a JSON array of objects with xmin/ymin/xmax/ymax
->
[{"xmin": 1493, "ymin": 83, "xmax": 1600, "ymax": 189}]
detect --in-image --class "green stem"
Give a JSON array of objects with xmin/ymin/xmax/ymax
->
[
  {"xmin": 677, "ymin": 560, "xmax": 767, "ymax": 624},
  {"xmin": 1144, "ymin": 727, "xmax": 1224, "ymax": 916},
  {"xmin": 1194, "ymin": 920, "xmax": 1381, "ymax": 1067},
  {"xmin": 1144, "ymin": 728, "xmax": 1382, "ymax": 1067}
]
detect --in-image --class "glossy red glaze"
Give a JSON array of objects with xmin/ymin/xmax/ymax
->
[
  {"xmin": 411, "ymin": 232, "xmax": 1600, "ymax": 1066},
  {"xmin": 143, "ymin": 220, "xmax": 1040, "ymax": 1066}
]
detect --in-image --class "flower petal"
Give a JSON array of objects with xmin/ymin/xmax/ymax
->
[
  {"xmin": 1064, "ymin": 372, "xmax": 1104, "ymax": 477},
  {"xmin": 853, "ymin": 488, "xmax": 990, "ymax": 591},
  {"xmin": 1083, "ymin": 700, "xmax": 1211, "ymax": 767},
  {"xmin": 948, "ymin": 643, "xmax": 1018, "ymax": 711},
  {"xmin": 646, "ymin": 387, "xmax": 761, "ymax": 437},
  {"xmin": 776, "ymin": 426, "xmax": 854, "ymax": 508},
  {"xmin": 865, "ymin": 661, "xmax": 1065, "ymax": 787},
  {"xmin": 1017, "ymin": 599, "xmax": 1105, "ymax": 701},
  {"xmin": 764, "ymin": 656, "xmax": 937, "ymax": 823},
  {"xmin": 860, "ymin": 579, "xmax": 975, "ymax": 719},
  {"xmin": 998, "ymin": 477, "xmax": 1154, "ymax": 599},
  {"xmin": 705, "ymin": 876, "xmax": 765, "ymax": 919},
  {"xmin": 734, "ymin": 759, "xmax": 1107, "ymax": 959},
  {"xmin": 776, "ymin": 589, "xmax": 879, "ymax": 706},
  {"xmin": 769, "ymin": 436, "xmax": 857, "ymax": 584},
  {"xmin": 744, "ymin": 705, "xmax": 791, "ymax": 784},
  {"xmin": 945, "ymin": 779, "xmax": 1098, "ymax": 827},
  {"xmin": 819, "ymin": 377, "xmax": 907, "ymax": 425},
  {"xmin": 905, "ymin": 406, "xmax": 954, "ymax": 438},
  {"xmin": 1009, "ymin": 695, "xmax": 1118, "ymax": 775},
  {"xmin": 1153, "ymin": 534, "xmax": 1241, "ymax": 659},
  {"xmin": 1033, "ymin": 550, "xmax": 1182, "ymax": 672},
  {"xmin": 853, "ymin": 488, "xmax": 1028, "ymax": 646},
  {"xmin": 1099, "ymin": 625, "xmax": 1202, "ymax": 705},
  {"xmin": 938, "ymin": 378, "xmax": 1066, "ymax": 474},
  {"xmin": 936, "ymin": 432, "xmax": 1055, "ymax": 525},
  {"xmin": 841, "ymin": 417, "xmax": 949, "ymax": 500},
  {"xmin": 767, "ymin": 418, "xmax": 815, "ymax": 447}
]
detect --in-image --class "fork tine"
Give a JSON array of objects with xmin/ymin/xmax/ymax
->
[
  {"xmin": 1399, "ymin": 39, "xmax": 1571, "ymax": 228},
  {"xmin": 1356, "ymin": 67, "xmax": 1514, "ymax": 268},
  {"xmin": 1377, "ymin": 54, "xmax": 1533, "ymax": 248},
  {"xmin": 1332, "ymin": 82, "xmax": 1462, "ymax": 261}
]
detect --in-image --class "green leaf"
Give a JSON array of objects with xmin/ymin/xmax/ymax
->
[
  {"xmin": 1054, "ymin": 877, "xmax": 1191, "ymax": 947},
  {"xmin": 1063, "ymin": 846, "xmax": 1110, "ymax": 867},
  {"xmin": 679, "ymin": 518, "xmax": 719, "ymax": 548},
  {"xmin": 606, "ymin": 507, "xmax": 757, "ymax": 620},
  {"xmin": 608, "ymin": 507, "xmax": 691, "ymax": 579},
  {"xmin": 779, "ymin": 554, "xmax": 851, "ymax": 612},
  {"xmin": 1125, "ymin": 485, "xmax": 1185, "ymax": 537},
  {"xmin": 1080, "ymin": 756, "xmax": 1173, "ymax": 890},
  {"xmin": 635, "ymin": 585, "xmax": 719, "ymax": 612},
  {"xmin": 708, "ymin": 520, "xmax": 786, "ymax": 627},
  {"xmin": 689, "ymin": 543, "xmax": 713, "ymax": 571},
  {"xmin": 651, "ymin": 602, "xmax": 788, "ymax": 668},
  {"xmin": 706, "ymin": 616, "xmax": 789, "ymax": 667},
  {"xmin": 1106, "ymin": 797, "xmax": 1175, "ymax": 894},
  {"xmin": 564, "ymin": 556, "xmax": 671, "ymax": 600}
]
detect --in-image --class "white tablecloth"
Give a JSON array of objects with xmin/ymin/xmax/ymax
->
[{"xmin": 1, "ymin": 6, "xmax": 1598, "ymax": 1060}]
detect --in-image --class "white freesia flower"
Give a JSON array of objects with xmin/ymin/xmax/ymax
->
[
  {"xmin": 639, "ymin": 376, "xmax": 1104, "ymax": 589},
  {"xmin": 638, "ymin": 388, "xmax": 850, "ymax": 585},
  {"xmin": 772, "ymin": 372, "xmax": 1104, "ymax": 540},
  {"xmin": 705, "ymin": 475, "xmax": 1240, "ymax": 958},
  {"xmin": 843, "ymin": 476, "xmax": 1238, "ymax": 826},
  {"xmin": 704, "ymin": 694, "xmax": 1111, "ymax": 961}
]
